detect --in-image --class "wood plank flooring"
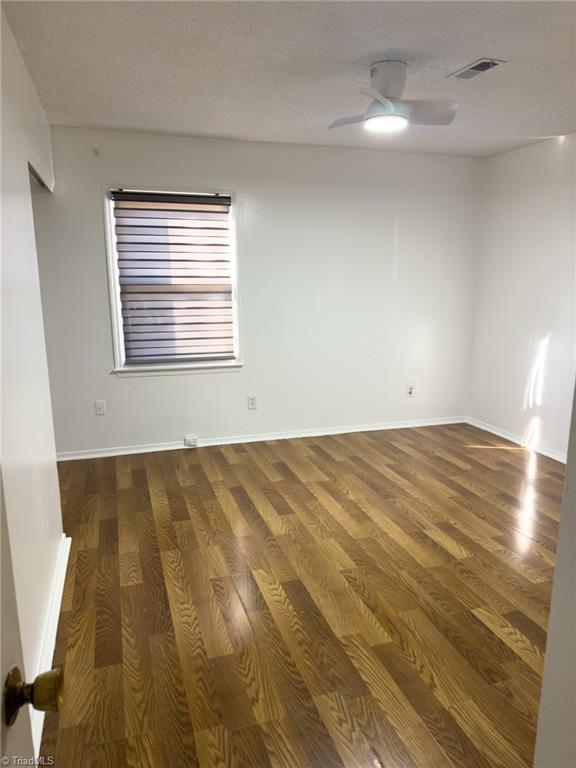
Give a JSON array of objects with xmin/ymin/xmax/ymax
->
[{"xmin": 41, "ymin": 424, "xmax": 563, "ymax": 767}]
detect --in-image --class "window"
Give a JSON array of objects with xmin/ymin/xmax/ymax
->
[{"xmin": 108, "ymin": 189, "xmax": 238, "ymax": 371}]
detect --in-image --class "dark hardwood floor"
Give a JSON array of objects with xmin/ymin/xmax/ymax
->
[{"xmin": 41, "ymin": 424, "xmax": 563, "ymax": 767}]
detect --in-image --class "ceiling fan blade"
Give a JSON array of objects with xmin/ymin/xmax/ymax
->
[
  {"xmin": 328, "ymin": 114, "xmax": 365, "ymax": 129},
  {"xmin": 357, "ymin": 84, "xmax": 393, "ymax": 108},
  {"xmin": 400, "ymin": 99, "xmax": 458, "ymax": 125}
]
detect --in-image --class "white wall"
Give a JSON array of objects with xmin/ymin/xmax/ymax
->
[
  {"xmin": 1, "ymin": 16, "xmax": 66, "ymax": 755},
  {"xmin": 470, "ymin": 136, "xmax": 575, "ymax": 460},
  {"xmin": 534, "ymin": 131, "xmax": 576, "ymax": 768},
  {"xmin": 32, "ymin": 127, "xmax": 481, "ymax": 456},
  {"xmin": 535, "ymin": 384, "xmax": 576, "ymax": 766}
]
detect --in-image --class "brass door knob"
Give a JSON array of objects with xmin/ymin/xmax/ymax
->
[{"xmin": 3, "ymin": 667, "xmax": 63, "ymax": 726}]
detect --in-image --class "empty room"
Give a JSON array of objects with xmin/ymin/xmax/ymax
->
[{"xmin": 1, "ymin": 2, "xmax": 575, "ymax": 767}]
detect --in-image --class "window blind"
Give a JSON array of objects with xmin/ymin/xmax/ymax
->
[{"xmin": 111, "ymin": 190, "xmax": 235, "ymax": 365}]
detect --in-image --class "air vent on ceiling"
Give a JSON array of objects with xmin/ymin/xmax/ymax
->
[{"xmin": 449, "ymin": 58, "xmax": 505, "ymax": 80}]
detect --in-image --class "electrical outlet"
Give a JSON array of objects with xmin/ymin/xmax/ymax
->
[
  {"xmin": 184, "ymin": 434, "xmax": 198, "ymax": 447},
  {"xmin": 94, "ymin": 399, "xmax": 106, "ymax": 415},
  {"xmin": 247, "ymin": 395, "xmax": 258, "ymax": 411},
  {"xmin": 406, "ymin": 385, "xmax": 415, "ymax": 398}
]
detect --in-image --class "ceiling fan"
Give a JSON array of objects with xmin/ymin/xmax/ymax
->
[{"xmin": 329, "ymin": 60, "xmax": 458, "ymax": 133}]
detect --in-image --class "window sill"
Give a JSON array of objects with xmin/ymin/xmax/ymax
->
[{"xmin": 111, "ymin": 360, "xmax": 243, "ymax": 377}]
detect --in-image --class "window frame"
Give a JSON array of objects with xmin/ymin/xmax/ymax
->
[{"xmin": 103, "ymin": 184, "xmax": 241, "ymax": 376}]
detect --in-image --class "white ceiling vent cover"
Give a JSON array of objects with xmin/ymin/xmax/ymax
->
[{"xmin": 449, "ymin": 58, "xmax": 505, "ymax": 79}]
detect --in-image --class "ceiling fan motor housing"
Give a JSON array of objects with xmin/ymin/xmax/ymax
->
[
  {"xmin": 365, "ymin": 99, "xmax": 405, "ymax": 118},
  {"xmin": 369, "ymin": 60, "xmax": 408, "ymax": 98}
]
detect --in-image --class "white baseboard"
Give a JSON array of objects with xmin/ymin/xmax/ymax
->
[
  {"xmin": 56, "ymin": 416, "xmax": 465, "ymax": 461},
  {"xmin": 466, "ymin": 417, "xmax": 567, "ymax": 464},
  {"xmin": 57, "ymin": 440, "xmax": 185, "ymax": 461},
  {"xmin": 30, "ymin": 533, "xmax": 71, "ymax": 756},
  {"xmin": 55, "ymin": 415, "xmax": 567, "ymax": 465},
  {"xmin": 198, "ymin": 416, "xmax": 465, "ymax": 447}
]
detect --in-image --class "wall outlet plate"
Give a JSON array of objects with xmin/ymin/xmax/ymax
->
[
  {"xmin": 94, "ymin": 400, "xmax": 106, "ymax": 415},
  {"xmin": 406, "ymin": 385, "xmax": 415, "ymax": 398},
  {"xmin": 247, "ymin": 395, "xmax": 258, "ymax": 410},
  {"xmin": 184, "ymin": 434, "xmax": 198, "ymax": 447}
]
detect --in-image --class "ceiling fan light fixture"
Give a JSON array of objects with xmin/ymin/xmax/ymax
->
[{"xmin": 363, "ymin": 113, "xmax": 408, "ymax": 134}]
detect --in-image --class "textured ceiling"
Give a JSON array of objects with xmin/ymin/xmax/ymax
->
[{"xmin": 5, "ymin": 1, "xmax": 576, "ymax": 157}]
